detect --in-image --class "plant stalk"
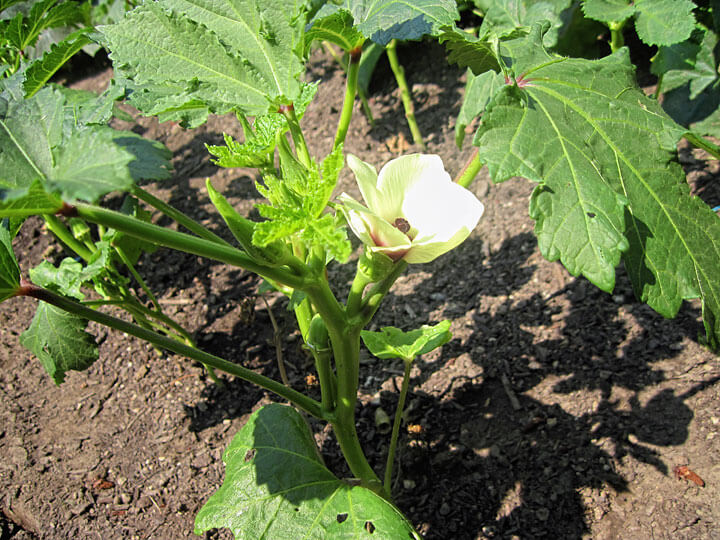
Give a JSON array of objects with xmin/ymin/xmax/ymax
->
[
  {"xmin": 334, "ymin": 46, "xmax": 362, "ymax": 148},
  {"xmin": 384, "ymin": 359, "xmax": 412, "ymax": 495},
  {"xmin": 609, "ymin": 20, "xmax": 627, "ymax": 53},
  {"xmin": 455, "ymin": 148, "xmax": 483, "ymax": 188},
  {"xmin": 43, "ymin": 214, "xmax": 93, "ymax": 262},
  {"xmin": 71, "ymin": 203, "xmax": 307, "ymax": 290},
  {"xmin": 17, "ymin": 280, "xmax": 323, "ymax": 418},
  {"xmin": 685, "ymin": 132, "xmax": 720, "ymax": 161},
  {"xmin": 386, "ymin": 40, "xmax": 425, "ymax": 149},
  {"xmin": 281, "ymin": 104, "xmax": 312, "ymax": 168}
]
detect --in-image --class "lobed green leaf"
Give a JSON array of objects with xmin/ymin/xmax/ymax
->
[
  {"xmin": 195, "ymin": 404, "xmax": 419, "ymax": 539},
  {"xmin": 361, "ymin": 320, "xmax": 452, "ymax": 362}
]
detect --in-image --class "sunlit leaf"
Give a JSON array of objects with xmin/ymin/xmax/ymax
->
[
  {"xmin": 195, "ymin": 404, "xmax": 420, "ymax": 539},
  {"xmin": 361, "ymin": 320, "xmax": 452, "ymax": 362}
]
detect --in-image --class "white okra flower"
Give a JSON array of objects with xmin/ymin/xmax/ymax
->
[{"xmin": 339, "ymin": 153, "xmax": 484, "ymax": 263}]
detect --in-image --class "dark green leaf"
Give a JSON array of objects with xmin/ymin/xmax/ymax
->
[
  {"xmin": 440, "ymin": 26, "xmax": 501, "ymax": 74},
  {"xmin": 473, "ymin": 24, "xmax": 720, "ymax": 346},
  {"xmin": 23, "ymin": 28, "xmax": 92, "ymax": 97},
  {"xmin": 195, "ymin": 404, "xmax": 419, "ymax": 539},
  {"xmin": 633, "ymin": 0, "xmax": 694, "ymax": 46},
  {"xmin": 477, "ymin": 0, "xmax": 572, "ymax": 47},
  {"xmin": 361, "ymin": 320, "xmax": 452, "ymax": 362},
  {"xmin": 581, "ymin": 0, "xmax": 636, "ymax": 24},
  {"xmin": 0, "ymin": 222, "xmax": 20, "ymax": 303},
  {"xmin": 20, "ymin": 300, "xmax": 98, "ymax": 384},
  {"xmin": 305, "ymin": 7, "xmax": 365, "ymax": 53}
]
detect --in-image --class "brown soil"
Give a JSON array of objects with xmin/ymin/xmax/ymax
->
[{"xmin": 1, "ymin": 42, "xmax": 719, "ymax": 540}]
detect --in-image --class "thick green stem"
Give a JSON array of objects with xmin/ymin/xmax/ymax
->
[
  {"xmin": 346, "ymin": 270, "xmax": 371, "ymax": 319},
  {"xmin": 386, "ymin": 40, "xmax": 425, "ymax": 150},
  {"xmin": 72, "ymin": 203, "xmax": 307, "ymax": 290},
  {"xmin": 43, "ymin": 214, "xmax": 93, "ymax": 261},
  {"xmin": 18, "ymin": 281, "xmax": 322, "ymax": 417},
  {"xmin": 653, "ymin": 73, "xmax": 664, "ymax": 99},
  {"xmin": 384, "ymin": 359, "xmax": 412, "ymax": 495},
  {"xmin": 609, "ymin": 20, "xmax": 626, "ymax": 53},
  {"xmin": 281, "ymin": 105, "xmax": 312, "ymax": 168},
  {"xmin": 132, "ymin": 186, "xmax": 231, "ymax": 246},
  {"xmin": 685, "ymin": 131, "xmax": 720, "ymax": 161},
  {"xmin": 334, "ymin": 46, "xmax": 362, "ymax": 148},
  {"xmin": 455, "ymin": 148, "xmax": 483, "ymax": 188}
]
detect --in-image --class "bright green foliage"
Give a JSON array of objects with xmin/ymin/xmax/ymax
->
[
  {"xmin": 99, "ymin": 0, "xmax": 307, "ymax": 119},
  {"xmin": 1, "ymin": 0, "xmax": 85, "ymax": 52},
  {"xmin": 455, "ymin": 69, "xmax": 504, "ymax": 148},
  {"xmin": 361, "ymin": 320, "xmax": 451, "ymax": 362},
  {"xmin": 476, "ymin": 0, "xmax": 573, "ymax": 47},
  {"xmin": 582, "ymin": 0, "xmax": 695, "ymax": 46},
  {"xmin": 30, "ymin": 255, "xmax": 108, "ymax": 300},
  {"xmin": 195, "ymin": 404, "xmax": 419, "ymax": 539},
  {"xmin": 469, "ymin": 24, "xmax": 720, "ymax": 347},
  {"xmin": 20, "ymin": 300, "xmax": 98, "ymax": 384},
  {"xmin": 0, "ymin": 83, "xmax": 171, "ymax": 209},
  {"xmin": 313, "ymin": 0, "xmax": 459, "ymax": 45},
  {"xmin": 254, "ymin": 144, "xmax": 351, "ymax": 262},
  {"xmin": 0, "ymin": 223, "xmax": 20, "ymax": 302},
  {"xmin": 207, "ymin": 82, "xmax": 317, "ymax": 169}
]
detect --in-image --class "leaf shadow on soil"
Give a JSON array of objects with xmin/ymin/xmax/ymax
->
[{"xmin": 340, "ymin": 232, "xmax": 717, "ymax": 539}]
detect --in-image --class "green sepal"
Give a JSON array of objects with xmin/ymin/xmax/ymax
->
[
  {"xmin": 357, "ymin": 247, "xmax": 394, "ymax": 282},
  {"xmin": 306, "ymin": 313, "xmax": 330, "ymax": 353},
  {"xmin": 361, "ymin": 320, "xmax": 452, "ymax": 363}
]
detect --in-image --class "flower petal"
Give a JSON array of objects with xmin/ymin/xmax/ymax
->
[
  {"xmin": 338, "ymin": 193, "xmax": 410, "ymax": 250},
  {"xmin": 403, "ymin": 179, "xmax": 484, "ymax": 243},
  {"xmin": 346, "ymin": 155, "xmax": 381, "ymax": 212},
  {"xmin": 404, "ymin": 226, "xmax": 474, "ymax": 263}
]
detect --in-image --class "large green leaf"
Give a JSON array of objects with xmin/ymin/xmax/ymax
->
[
  {"xmin": 472, "ymin": 25, "xmax": 720, "ymax": 346},
  {"xmin": 305, "ymin": 7, "xmax": 365, "ymax": 53},
  {"xmin": 440, "ymin": 26, "xmax": 501, "ymax": 74},
  {"xmin": 195, "ymin": 404, "xmax": 419, "ymax": 539},
  {"xmin": 477, "ymin": 0, "xmax": 572, "ymax": 47},
  {"xmin": 0, "ymin": 222, "xmax": 20, "ymax": 303},
  {"xmin": 582, "ymin": 0, "xmax": 695, "ymax": 46},
  {"xmin": 0, "ymin": 84, "xmax": 170, "ymax": 206},
  {"xmin": 321, "ymin": 0, "xmax": 459, "ymax": 45},
  {"xmin": 100, "ymin": 0, "xmax": 307, "ymax": 118},
  {"xmin": 20, "ymin": 301, "xmax": 98, "ymax": 384}
]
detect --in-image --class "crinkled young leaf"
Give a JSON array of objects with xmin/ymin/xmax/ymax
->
[
  {"xmin": 361, "ymin": 320, "xmax": 452, "ymax": 362},
  {"xmin": 195, "ymin": 404, "xmax": 419, "ymax": 539},
  {"xmin": 20, "ymin": 301, "xmax": 98, "ymax": 384},
  {"xmin": 254, "ymin": 144, "xmax": 350, "ymax": 261},
  {"xmin": 455, "ymin": 69, "xmax": 504, "ymax": 148},
  {"xmin": 473, "ymin": 24, "xmax": 720, "ymax": 347},
  {"xmin": 100, "ymin": 0, "xmax": 307, "ymax": 118},
  {"xmin": 0, "ymin": 223, "xmax": 20, "ymax": 303}
]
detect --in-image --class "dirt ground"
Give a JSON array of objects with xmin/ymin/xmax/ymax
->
[{"xmin": 1, "ymin": 42, "xmax": 719, "ymax": 540}]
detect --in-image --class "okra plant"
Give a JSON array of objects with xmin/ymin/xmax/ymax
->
[{"xmin": 1, "ymin": 0, "xmax": 719, "ymax": 537}]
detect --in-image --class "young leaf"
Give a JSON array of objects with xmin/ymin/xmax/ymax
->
[
  {"xmin": 100, "ymin": 0, "xmax": 307, "ymax": 118},
  {"xmin": 361, "ymin": 320, "xmax": 452, "ymax": 362},
  {"xmin": 0, "ymin": 223, "xmax": 20, "ymax": 303},
  {"xmin": 439, "ymin": 26, "xmax": 501, "ymax": 75},
  {"xmin": 20, "ymin": 301, "xmax": 98, "ymax": 384},
  {"xmin": 472, "ymin": 24, "xmax": 720, "ymax": 347},
  {"xmin": 195, "ymin": 404, "xmax": 420, "ymax": 539}
]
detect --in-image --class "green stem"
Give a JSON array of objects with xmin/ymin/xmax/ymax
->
[
  {"xmin": 609, "ymin": 20, "xmax": 626, "ymax": 53},
  {"xmin": 384, "ymin": 359, "xmax": 412, "ymax": 495},
  {"xmin": 653, "ymin": 73, "xmax": 664, "ymax": 99},
  {"xmin": 313, "ymin": 345, "xmax": 336, "ymax": 414},
  {"xmin": 131, "ymin": 186, "xmax": 231, "ymax": 247},
  {"xmin": 114, "ymin": 245, "xmax": 162, "ymax": 311},
  {"xmin": 359, "ymin": 261, "xmax": 408, "ymax": 326},
  {"xmin": 72, "ymin": 203, "xmax": 307, "ymax": 290},
  {"xmin": 18, "ymin": 281, "xmax": 323, "ymax": 418},
  {"xmin": 685, "ymin": 131, "xmax": 720, "ymax": 161},
  {"xmin": 43, "ymin": 214, "xmax": 93, "ymax": 262},
  {"xmin": 346, "ymin": 269, "xmax": 371, "ymax": 319},
  {"xmin": 455, "ymin": 148, "xmax": 483, "ymax": 188},
  {"xmin": 334, "ymin": 46, "xmax": 362, "ymax": 148},
  {"xmin": 281, "ymin": 105, "xmax": 312, "ymax": 168},
  {"xmin": 386, "ymin": 40, "xmax": 425, "ymax": 150}
]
